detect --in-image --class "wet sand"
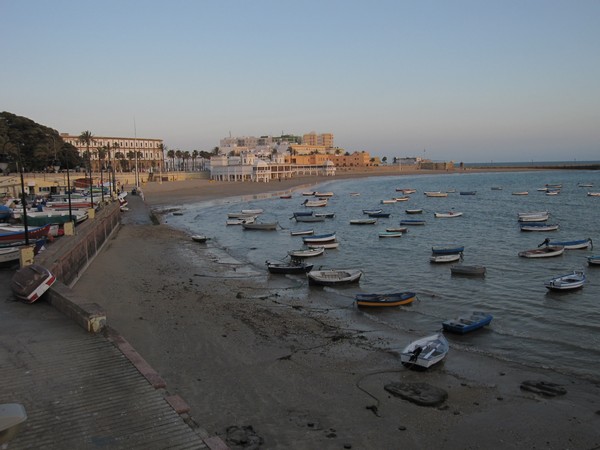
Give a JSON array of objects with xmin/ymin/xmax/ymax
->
[{"xmin": 72, "ymin": 172, "xmax": 600, "ymax": 449}]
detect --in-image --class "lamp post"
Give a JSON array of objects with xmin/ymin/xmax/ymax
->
[
  {"xmin": 17, "ymin": 144, "xmax": 30, "ymax": 245},
  {"xmin": 64, "ymin": 150, "xmax": 73, "ymax": 220},
  {"xmin": 87, "ymin": 152, "xmax": 94, "ymax": 207},
  {"xmin": 100, "ymin": 164, "xmax": 105, "ymax": 204}
]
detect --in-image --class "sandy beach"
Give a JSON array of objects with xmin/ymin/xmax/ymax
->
[{"xmin": 71, "ymin": 173, "xmax": 600, "ymax": 449}]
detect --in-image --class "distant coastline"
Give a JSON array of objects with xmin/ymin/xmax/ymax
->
[{"xmin": 462, "ymin": 160, "xmax": 600, "ymax": 170}]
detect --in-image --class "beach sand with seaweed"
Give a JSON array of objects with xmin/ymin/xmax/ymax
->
[{"xmin": 71, "ymin": 173, "xmax": 600, "ymax": 449}]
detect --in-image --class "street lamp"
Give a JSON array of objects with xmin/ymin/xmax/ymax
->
[
  {"xmin": 17, "ymin": 144, "xmax": 30, "ymax": 245},
  {"xmin": 100, "ymin": 165, "xmax": 105, "ymax": 204}
]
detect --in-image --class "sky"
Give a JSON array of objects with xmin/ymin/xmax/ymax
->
[{"xmin": 1, "ymin": 1, "xmax": 599, "ymax": 163}]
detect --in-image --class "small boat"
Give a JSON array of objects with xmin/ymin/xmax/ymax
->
[
  {"xmin": 367, "ymin": 212, "xmax": 391, "ymax": 218},
  {"xmin": 294, "ymin": 215, "xmax": 325, "ymax": 223},
  {"xmin": 378, "ymin": 231, "xmax": 402, "ymax": 238},
  {"xmin": 191, "ymin": 235, "xmax": 208, "ymax": 243},
  {"xmin": 279, "ymin": 194, "xmax": 292, "ymax": 199},
  {"xmin": 545, "ymin": 270, "xmax": 585, "ymax": 291},
  {"xmin": 292, "ymin": 211, "xmax": 313, "ymax": 217},
  {"xmin": 302, "ymin": 191, "xmax": 316, "ymax": 196},
  {"xmin": 459, "ymin": 191, "xmax": 477, "ymax": 195},
  {"xmin": 242, "ymin": 222, "xmax": 278, "ymax": 231},
  {"xmin": 381, "ymin": 199, "xmax": 397, "ymax": 204},
  {"xmin": 405, "ymin": 209, "xmax": 423, "ymax": 214},
  {"xmin": 518, "ymin": 246, "xmax": 564, "ymax": 258},
  {"xmin": 587, "ymin": 192, "xmax": 600, "ymax": 197},
  {"xmin": 424, "ymin": 191, "xmax": 448, "ymax": 198},
  {"xmin": 266, "ymin": 260, "xmax": 313, "ymax": 274},
  {"xmin": 355, "ymin": 291, "xmax": 416, "ymax": 307},
  {"xmin": 450, "ymin": 265, "xmax": 486, "ymax": 276},
  {"xmin": 290, "ymin": 229, "xmax": 314, "ymax": 236},
  {"xmin": 314, "ymin": 212, "xmax": 335, "ymax": 218},
  {"xmin": 241, "ymin": 208, "xmax": 264, "ymax": 215},
  {"xmin": 307, "ymin": 269, "xmax": 362, "ymax": 286},
  {"xmin": 226, "ymin": 217, "xmax": 256, "ymax": 225},
  {"xmin": 227, "ymin": 212, "xmax": 258, "ymax": 219},
  {"xmin": 314, "ymin": 192, "xmax": 334, "ymax": 197},
  {"xmin": 303, "ymin": 199, "xmax": 328, "ymax": 207},
  {"xmin": 0, "ymin": 246, "xmax": 20, "ymax": 265},
  {"xmin": 431, "ymin": 245, "xmax": 464, "ymax": 255},
  {"xmin": 434, "ymin": 211, "xmax": 463, "ymax": 218},
  {"xmin": 350, "ymin": 192, "xmax": 361, "ymax": 196},
  {"xmin": 396, "ymin": 188, "xmax": 416, "ymax": 194},
  {"xmin": 350, "ymin": 219, "xmax": 377, "ymax": 225},
  {"xmin": 362, "ymin": 209, "xmax": 383, "ymax": 215},
  {"xmin": 400, "ymin": 219, "xmax": 426, "ymax": 226},
  {"xmin": 386, "ymin": 227, "xmax": 408, "ymax": 233},
  {"xmin": 587, "ymin": 255, "xmax": 600, "ymax": 266},
  {"xmin": 430, "ymin": 253, "xmax": 462, "ymax": 263},
  {"xmin": 442, "ymin": 312, "xmax": 493, "ymax": 334},
  {"xmin": 307, "ymin": 241, "xmax": 339, "ymax": 249},
  {"xmin": 10, "ymin": 264, "xmax": 57, "ymax": 303},
  {"xmin": 512, "ymin": 191, "xmax": 529, "ymax": 196},
  {"xmin": 518, "ymin": 211, "xmax": 550, "ymax": 218},
  {"xmin": 302, "ymin": 232, "xmax": 336, "ymax": 244},
  {"xmin": 541, "ymin": 238, "xmax": 592, "ymax": 250},
  {"xmin": 393, "ymin": 196, "xmax": 410, "ymax": 202},
  {"xmin": 518, "ymin": 214, "xmax": 549, "ymax": 223},
  {"xmin": 0, "ymin": 224, "xmax": 52, "ymax": 242},
  {"xmin": 545, "ymin": 184, "xmax": 562, "ymax": 189},
  {"xmin": 519, "ymin": 223, "xmax": 559, "ymax": 232},
  {"xmin": 288, "ymin": 247, "xmax": 325, "ymax": 258},
  {"xmin": 491, "ymin": 186, "xmax": 503, "ymax": 190},
  {"xmin": 400, "ymin": 333, "xmax": 449, "ymax": 369},
  {"xmin": 578, "ymin": 183, "xmax": 594, "ymax": 188}
]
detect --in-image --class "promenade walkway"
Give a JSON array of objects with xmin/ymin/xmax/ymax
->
[{"xmin": 0, "ymin": 193, "xmax": 226, "ymax": 449}]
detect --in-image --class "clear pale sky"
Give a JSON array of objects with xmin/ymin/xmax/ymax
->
[{"xmin": 2, "ymin": 1, "xmax": 599, "ymax": 163}]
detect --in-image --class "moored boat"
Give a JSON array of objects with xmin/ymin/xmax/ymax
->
[
  {"xmin": 512, "ymin": 191, "xmax": 529, "ymax": 195},
  {"xmin": 241, "ymin": 222, "xmax": 278, "ymax": 231},
  {"xmin": 287, "ymin": 247, "xmax": 325, "ymax": 258},
  {"xmin": 307, "ymin": 269, "xmax": 362, "ymax": 286},
  {"xmin": 405, "ymin": 209, "xmax": 423, "ymax": 214},
  {"xmin": 520, "ymin": 223, "xmax": 559, "ymax": 232},
  {"xmin": 545, "ymin": 270, "xmax": 585, "ymax": 291},
  {"xmin": 290, "ymin": 229, "xmax": 314, "ymax": 236},
  {"xmin": 518, "ymin": 246, "xmax": 564, "ymax": 258},
  {"xmin": 294, "ymin": 215, "xmax": 325, "ymax": 223},
  {"xmin": 355, "ymin": 291, "xmax": 416, "ymax": 307},
  {"xmin": 241, "ymin": 208, "xmax": 264, "ymax": 215},
  {"xmin": 400, "ymin": 219, "xmax": 426, "ymax": 226},
  {"xmin": 587, "ymin": 255, "xmax": 600, "ymax": 266},
  {"xmin": 362, "ymin": 209, "xmax": 383, "ymax": 215},
  {"xmin": 540, "ymin": 238, "xmax": 592, "ymax": 250},
  {"xmin": 226, "ymin": 217, "xmax": 256, "ymax": 225},
  {"xmin": 424, "ymin": 191, "xmax": 448, "ymax": 197},
  {"xmin": 430, "ymin": 253, "xmax": 462, "ymax": 263},
  {"xmin": 587, "ymin": 192, "xmax": 600, "ymax": 197},
  {"xmin": 431, "ymin": 244, "xmax": 464, "ymax": 255},
  {"xmin": 434, "ymin": 211, "xmax": 463, "ymax": 218},
  {"xmin": 0, "ymin": 224, "xmax": 52, "ymax": 242},
  {"xmin": 386, "ymin": 227, "xmax": 408, "ymax": 233},
  {"xmin": 442, "ymin": 311, "xmax": 493, "ymax": 334},
  {"xmin": 191, "ymin": 235, "xmax": 208, "ymax": 243},
  {"xmin": 303, "ymin": 199, "xmax": 328, "ymax": 207},
  {"xmin": 400, "ymin": 333, "xmax": 449, "ymax": 369},
  {"xmin": 378, "ymin": 231, "xmax": 402, "ymax": 238},
  {"xmin": 381, "ymin": 199, "xmax": 397, "ymax": 204},
  {"xmin": 350, "ymin": 219, "xmax": 377, "ymax": 225},
  {"xmin": 367, "ymin": 212, "xmax": 391, "ymax": 218},
  {"xmin": 450, "ymin": 264, "xmax": 486, "ymax": 276},
  {"xmin": 302, "ymin": 232, "xmax": 336, "ymax": 244},
  {"xmin": 266, "ymin": 260, "xmax": 314, "ymax": 274},
  {"xmin": 307, "ymin": 241, "xmax": 339, "ymax": 249}
]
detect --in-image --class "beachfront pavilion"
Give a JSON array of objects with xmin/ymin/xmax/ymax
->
[{"xmin": 209, "ymin": 159, "xmax": 336, "ymax": 182}]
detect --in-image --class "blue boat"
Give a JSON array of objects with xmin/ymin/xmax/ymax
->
[
  {"xmin": 367, "ymin": 212, "xmax": 391, "ymax": 218},
  {"xmin": 540, "ymin": 238, "xmax": 592, "ymax": 250},
  {"xmin": 442, "ymin": 311, "xmax": 493, "ymax": 334},
  {"xmin": 400, "ymin": 219, "xmax": 426, "ymax": 226},
  {"xmin": 459, "ymin": 191, "xmax": 477, "ymax": 195},
  {"xmin": 431, "ymin": 244, "xmax": 464, "ymax": 255},
  {"xmin": 302, "ymin": 232, "xmax": 336, "ymax": 244}
]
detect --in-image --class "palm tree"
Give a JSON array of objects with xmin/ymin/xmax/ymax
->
[
  {"xmin": 159, "ymin": 144, "xmax": 168, "ymax": 172},
  {"xmin": 192, "ymin": 150, "xmax": 199, "ymax": 171},
  {"xmin": 183, "ymin": 151, "xmax": 191, "ymax": 171},
  {"xmin": 166, "ymin": 149, "xmax": 175, "ymax": 171},
  {"xmin": 175, "ymin": 150, "xmax": 182, "ymax": 170},
  {"xmin": 78, "ymin": 130, "xmax": 94, "ymax": 171}
]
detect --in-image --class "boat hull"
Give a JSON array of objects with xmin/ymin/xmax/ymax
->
[
  {"xmin": 442, "ymin": 312, "xmax": 493, "ymax": 334},
  {"xmin": 356, "ymin": 292, "xmax": 416, "ymax": 307},
  {"xmin": 307, "ymin": 270, "xmax": 362, "ymax": 286}
]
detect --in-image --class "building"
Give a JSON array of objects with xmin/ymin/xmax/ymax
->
[
  {"xmin": 60, "ymin": 134, "xmax": 164, "ymax": 173},
  {"xmin": 302, "ymin": 132, "xmax": 334, "ymax": 148}
]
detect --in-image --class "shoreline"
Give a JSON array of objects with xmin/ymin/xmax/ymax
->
[{"xmin": 72, "ymin": 171, "xmax": 600, "ymax": 449}]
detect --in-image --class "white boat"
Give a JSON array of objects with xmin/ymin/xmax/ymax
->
[
  {"xmin": 226, "ymin": 217, "xmax": 256, "ymax": 225},
  {"xmin": 518, "ymin": 214, "xmax": 549, "ymax": 223},
  {"xmin": 362, "ymin": 209, "xmax": 383, "ymax": 214},
  {"xmin": 288, "ymin": 247, "xmax": 325, "ymax": 258},
  {"xmin": 587, "ymin": 192, "xmax": 600, "ymax": 197},
  {"xmin": 393, "ymin": 196, "xmax": 410, "ymax": 202},
  {"xmin": 545, "ymin": 270, "xmax": 585, "ymax": 291},
  {"xmin": 303, "ymin": 199, "xmax": 328, "ymax": 207},
  {"xmin": 587, "ymin": 255, "xmax": 600, "ymax": 266},
  {"xmin": 191, "ymin": 235, "xmax": 208, "ymax": 243},
  {"xmin": 541, "ymin": 238, "xmax": 592, "ymax": 250},
  {"xmin": 307, "ymin": 241, "xmax": 339, "ymax": 249},
  {"xmin": 381, "ymin": 199, "xmax": 397, "ymax": 204},
  {"xmin": 314, "ymin": 192, "xmax": 334, "ymax": 197},
  {"xmin": 0, "ymin": 247, "xmax": 20, "ymax": 265},
  {"xmin": 378, "ymin": 231, "xmax": 402, "ymax": 238},
  {"xmin": 386, "ymin": 227, "xmax": 408, "ymax": 233},
  {"xmin": 518, "ymin": 246, "xmax": 564, "ymax": 258},
  {"xmin": 241, "ymin": 208, "xmax": 264, "ymax": 215},
  {"xmin": 294, "ymin": 215, "xmax": 325, "ymax": 223},
  {"xmin": 400, "ymin": 333, "xmax": 449, "ymax": 369},
  {"xmin": 301, "ymin": 191, "xmax": 316, "ymax": 196},
  {"xmin": 434, "ymin": 211, "xmax": 463, "ymax": 218},
  {"xmin": 307, "ymin": 269, "xmax": 362, "ymax": 286},
  {"xmin": 519, "ymin": 223, "xmax": 559, "ymax": 232},
  {"xmin": 241, "ymin": 222, "xmax": 278, "ymax": 231},
  {"xmin": 424, "ymin": 191, "xmax": 448, "ymax": 197},
  {"xmin": 290, "ymin": 229, "xmax": 314, "ymax": 236},
  {"xmin": 430, "ymin": 253, "xmax": 462, "ymax": 263},
  {"xmin": 227, "ymin": 212, "xmax": 258, "ymax": 219},
  {"xmin": 518, "ymin": 211, "xmax": 550, "ymax": 218},
  {"xmin": 302, "ymin": 232, "xmax": 336, "ymax": 244},
  {"xmin": 350, "ymin": 219, "xmax": 377, "ymax": 225},
  {"xmin": 512, "ymin": 191, "xmax": 529, "ymax": 195}
]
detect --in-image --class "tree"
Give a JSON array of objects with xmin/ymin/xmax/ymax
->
[
  {"xmin": 166, "ymin": 149, "xmax": 175, "ymax": 171},
  {"xmin": 382, "ymin": 156, "xmax": 387, "ymax": 163},
  {"xmin": 175, "ymin": 150, "xmax": 182, "ymax": 170},
  {"xmin": 78, "ymin": 130, "xmax": 94, "ymax": 171},
  {"xmin": 192, "ymin": 150, "xmax": 199, "ymax": 170}
]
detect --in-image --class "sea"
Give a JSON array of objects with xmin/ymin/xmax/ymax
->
[{"xmin": 164, "ymin": 169, "xmax": 600, "ymax": 382}]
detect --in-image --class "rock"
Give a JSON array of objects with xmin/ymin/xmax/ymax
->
[
  {"xmin": 520, "ymin": 380, "xmax": 567, "ymax": 397},
  {"xmin": 225, "ymin": 425, "xmax": 264, "ymax": 449},
  {"xmin": 384, "ymin": 382, "xmax": 448, "ymax": 407}
]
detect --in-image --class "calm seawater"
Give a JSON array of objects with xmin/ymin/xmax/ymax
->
[{"xmin": 166, "ymin": 170, "xmax": 600, "ymax": 381}]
